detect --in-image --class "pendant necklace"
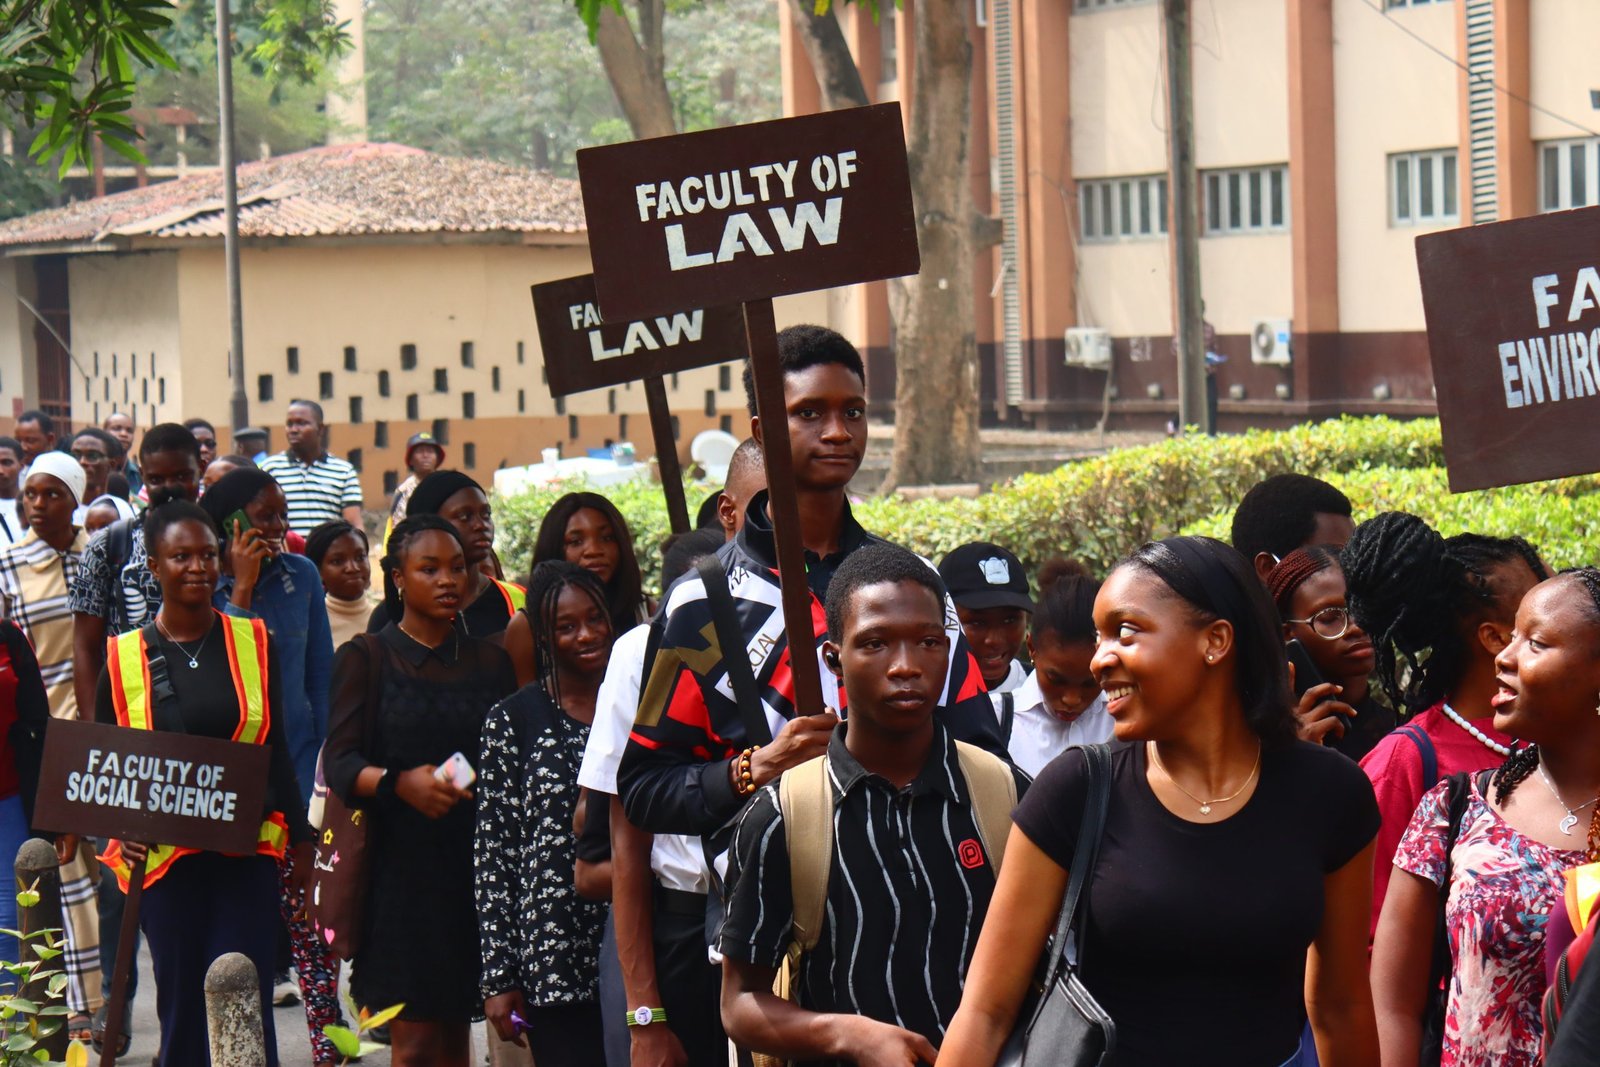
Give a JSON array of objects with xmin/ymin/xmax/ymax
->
[
  {"xmin": 155, "ymin": 616, "xmax": 211, "ymax": 669},
  {"xmin": 1148, "ymin": 742, "xmax": 1262, "ymax": 816},
  {"xmin": 1535, "ymin": 759, "xmax": 1597, "ymax": 836}
]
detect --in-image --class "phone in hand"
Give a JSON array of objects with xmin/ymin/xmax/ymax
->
[
  {"xmin": 434, "ymin": 752, "xmax": 477, "ymax": 790},
  {"xmin": 1286, "ymin": 639, "xmax": 1328, "ymax": 700},
  {"xmin": 223, "ymin": 508, "xmax": 253, "ymax": 537}
]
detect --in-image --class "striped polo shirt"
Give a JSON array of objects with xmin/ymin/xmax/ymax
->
[
  {"xmin": 259, "ymin": 450, "xmax": 364, "ymax": 535},
  {"xmin": 719, "ymin": 723, "xmax": 1029, "ymax": 1067},
  {"xmin": 0, "ymin": 527, "xmax": 89, "ymax": 719}
]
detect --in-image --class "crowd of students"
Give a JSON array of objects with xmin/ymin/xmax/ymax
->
[{"xmin": 0, "ymin": 324, "xmax": 1597, "ymax": 1067}]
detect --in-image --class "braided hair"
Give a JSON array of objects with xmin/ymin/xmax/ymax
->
[
  {"xmin": 524, "ymin": 560, "xmax": 612, "ymax": 710},
  {"xmin": 1489, "ymin": 567, "xmax": 1600, "ymax": 859},
  {"xmin": 1340, "ymin": 513, "xmax": 1545, "ymax": 716},
  {"xmin": 1266, "ymin": 545, "xmax": 1341, "ymax": 619},
  {"xmin": 381, "ymin": 515, "xmax": 465, "ymax": 620}
]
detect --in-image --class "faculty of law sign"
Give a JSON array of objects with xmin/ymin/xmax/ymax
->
[
  {"xmin": 1417, "ymin": 204, "xmax": 1600, "ymax": 491},
  {"xmin": 577, "ymin": 101, "xmax": 919, "ymax": 322},
  {"xmin": 531, "ymin": 273, "xmax": 746, "ymax": 397}
]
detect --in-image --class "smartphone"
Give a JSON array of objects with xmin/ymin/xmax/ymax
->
[
  {"xmin": 1285, "ymin": 639, "xmax": 1327, "ymax": 700},
  {"xmin": 223, "ymin": 508, "xmax": 253, "ymax": 537},
  {"xmin": 434, "ymin": 752, "xmax": 477, "ymax": 790}
]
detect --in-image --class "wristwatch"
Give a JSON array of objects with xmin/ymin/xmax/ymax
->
[{"xmin": 627, "ymin": 1006, "xmax": 667, "ymax": 1028}]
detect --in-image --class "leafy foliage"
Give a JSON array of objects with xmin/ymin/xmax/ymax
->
[
  {"xmin": 0, "ymin": 883, "xmax": 82, "ymax": 1066},
  {"xmin": 323, "ymin": 994, "xmax": 403, "ymax": 1065}
]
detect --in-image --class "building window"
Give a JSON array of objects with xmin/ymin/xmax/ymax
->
[
  {"xmin": 349, "ymin": 396, "xmax": 363, "ymax": 424},
  {"xmin": 1391, "ymin": 149, "xmax": 1459, "ymax": 226},
  {"xmin": 704, "ymin": 389, "xmax": 717, "ymax": 417},
  {"xmin": 607, "ymin": 389, "xmax": 617, "ymax": 414},
  {"xmin": 378, "ymin": 370, "xmax": 390, "ymax": 397},
  {"xmin": 491, "ymin": 366, "xmax": 501, "ymax": 392},
  {"xmin": 344, "ymin": 346, "xmax": 357, "ymax": 372},
  {"xmin": 461, "ymin": 341, "xmax": 474, "ymax": 368},
  {"xmin": 568, "ymin": 415, "xmax": 580, "ymax": 440},
  {"xmin": 718, "ymin": 365, "xmax": 732, "ymax": 391},
  {"xmin": 670, "ymin": 415, "xmax": 681, "ymax": 440},
  {"xmin": 287, "ymin": 347, "xmax": 300, "ymax": 374},
  {"xmin": 618, "ymin": 414, "xmax": 628, "ymax": 438},
  {"xmin": 383, "ymin": 471, "xmax": 398, "ymax": 495},
  {"xmin": 434, "ymin": 368, "xmax": 449, "ymax": 393},
  {"xmin": 374, "ymin": 421, "xmax": 388, "ymax": 448},
  {"xmin": 159, "ymin": 378, "xmax": 166, "ymax": 403},
  {"xmin": 432, "ymin": 419, "xmax": 449, "ymax": 444},
  {"xmin": 1072, "ymin": 0, "xmax": 1156, "ymax": 12},
  {"xmin": 1203, "ymin": 165, "xmax": 1289, "ymax": 235},
  {"xmin": 94, "ymin": 352, "xmax": 99, "ymax": 375},
  {"xmin": 319, "ymin": 371, "xmax": 334, "ymax": 400},
  {"xmin": 670, "ymin": 372, "xmax": 680, "ymax": 390},
  {"xmin": 555, "ymin": 395, "xmax": 566, "ymax": 416},
  {"xmin": 258, "ymin": 374, "xmax": 274, "ymax": 402},
  {"xmin": 517, "ymin": 341, "xmax": 525, "ymax": 365},
  {"xmin": 112, "ymin": 353, "xmax": 118, "ymax": 376},
  {"xmin": 1079, "ymin": 174, "xmax": 1169, "ymax": 241},
  {"xmin": 1540, "ymin": 138, "xmax": 1600, "ymax": 212},
  {"xmin": 406, "ymin": 394, "xmax": 419, "ymax": 420},
  {"xmin": 720, "ymin": 414, "xmax": 734, "ymax": 434},
  {"xmin": 400, "ymin": 343, "xmax": 418, "ymax": 370},
  {"xmin": 132, "ymin": 353, "xmax": 138, "ymax": 376},
  {"xmin": 517, "ymin": 389, "xmax": 526, "ymax": 413},
  {"xmin": 462, "ymin": 392, "xmax": 475, "ymax": 418},
  {"xmin": 347, "ymin": 448, "xmax": 363, "ymax": 472},
  {"xmin": 463, "ymin": 443, "xmax": 476, "ymax": 468}
]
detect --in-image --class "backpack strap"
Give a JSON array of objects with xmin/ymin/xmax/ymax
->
[
  {"xmin": 105, "ymin": 516, "xmax": 135, "ymax": 574},
  {"xmin": 998, "ymin": 692, "xmax": 1015, "ymax": 747},
  {"xmin": 776, "ymin": 755, "xmax": 834, "ymax": 954},
  {"xmin": 955, "ymin": 740, "xmax": 1018, "ymax": 873},
  {"xmin": 1400, "ymin": 723, "xmax": 1439, "ymax": 791},
  {"xmin": 696, "ymin": 556, "xmax": 772, "ymax": 746}
]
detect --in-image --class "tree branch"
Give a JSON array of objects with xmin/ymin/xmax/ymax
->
[
  {"xmin": 782, "ymin": 0, "xmax": 868, "ymax": 111},
  {"xmin": 594, "ymin": 2, "xmax": 676, "ymax": 138}
]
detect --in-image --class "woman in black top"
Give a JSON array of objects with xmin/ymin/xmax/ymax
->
[
  {"xmin": 325, "ymin": 515, "xmax": 517, "ymax": 1067},
  {"xmin": 94, "ymin": 501, "xmax": 311, "ymax": 1067},
  {"xmin": 942, "ymin": 536, "xmax": 1380, "ymax": 1067},
  {"xmin": 365, "ymin": 471, "xmax": 522, "ymax": 640},
  {"xmin": 477, "ymin": 561, "xmax": 615, "ymax": 1066}
]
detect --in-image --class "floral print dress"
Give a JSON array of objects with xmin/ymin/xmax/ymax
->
[{"xmin": 1395, "ymin": 777, "xmax": 1587, "ymax": 1067}]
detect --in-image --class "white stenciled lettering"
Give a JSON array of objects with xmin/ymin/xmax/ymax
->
[
  {"xmin": 1499, "ymin": 342, "xmax": 1524, "ymax": 408},
  {"xmin": 665, "ymin": 225, "xmax": 714, "ymax": 270},
  {"xmin": 768, "ymin": 198, "xmax": 843, "ymax": 252},
  {"xmin": 716, "ymin": 213, "xmax": 775, "ymax": 263},
  {"xmin": 1570, "ymin": 267, "xmax": 1600, "ymax": 324}
]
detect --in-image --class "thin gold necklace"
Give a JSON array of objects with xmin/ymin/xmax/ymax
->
[
  {"xmin": 1148, "ymin": 741, "xmax": 1262, "ymax": 816},
  {"xmin": 399, "ymin": 621, "xmax": 458, "ymax": 658}
]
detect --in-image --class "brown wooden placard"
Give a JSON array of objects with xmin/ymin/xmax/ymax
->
[
  {"xmin": 32, "ymin": 718, "xmax": 270, "ymax": 854},
  {"xmin": 1416, "ymin": 204, "xmax": 1600, "ymax": 491},
  {"xmin": 531, "ymin": 273, "xmax": 747, "ymax": 397},
  {"xmin": 577, "ymin": 102, "xmax": 919, "ymax": 323},
  {"xmin": 579, "ymin": 103, "xmax": 922, "ymax": 721}
]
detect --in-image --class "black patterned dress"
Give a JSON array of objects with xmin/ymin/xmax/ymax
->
[
  {"xmin": 475, "ymin": 682, "xmax": 607, "ymax": 1014},
  {"xmin": 324, "ymin": 625, "xmax": 517, "ymax": 1021}
]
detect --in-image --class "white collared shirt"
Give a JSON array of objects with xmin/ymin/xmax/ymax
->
[
  {"xmin": 992, "ymin": 671, "xmax": 1115, "ymax": 778},
  {"xmin": 991, "ymin": 657, "xmax": 1028, "ymax": 695}
]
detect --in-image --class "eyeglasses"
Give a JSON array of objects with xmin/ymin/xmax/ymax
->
[
  {"xmin": 1284, "ymin": 606, "xmax": 1350, "ymax": 640},
  {"xmin": 70, "ymin": 449, "xmax": 107, "ymax": 463}
]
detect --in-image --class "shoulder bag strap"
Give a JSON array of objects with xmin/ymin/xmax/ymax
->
[
  {"xmin": 140, "ymin": 623, "xmax": 188, "ymax": 734},
  {"xmin": 954, "ymin": 740, "xmax": 1018, "ymax": 872},
  {"xmin": 1000, "ymin": 692, "xmax": 1015, "ymax": 746},
  {"xmin": 1400, "ymin": 724, "xmax": 1439, "ymax": 791},
  {"xmin": 778, "ymin": 754, "xmax": 835, "ymax": 953},
  {"xmin": 1040, "ymin": 742, "xmax": 1112, "ymax": 990},
  {"xmin": 696, "ymin": 556, "xmax": 773, "ymax": 746}
]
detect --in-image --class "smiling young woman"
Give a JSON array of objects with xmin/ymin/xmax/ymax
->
[{"xmin": 940, "ymin": 535, "xmax": 1380, "ymax": 1067}]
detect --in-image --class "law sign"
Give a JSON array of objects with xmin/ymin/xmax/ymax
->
[
  {"xmin": 1417, "ymin": 204, "xmax": 1600, "ymax": 491},
  {"xmin": 577, "ymin": 101, "xmax": 919, "ymax": 322},
  {"xmin": 531, "ymin": 273, "xmax": 747, "ymax": 397},
  {"xmin": 32, "ymin": 718, "xmax": 270, "ymax": 855}
]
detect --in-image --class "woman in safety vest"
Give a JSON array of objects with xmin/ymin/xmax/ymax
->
[
  {"xmin": 96, "ymin": 499, "xmax": 311, "ymax": 1067},
  {"xmin": 324, "ymin": 514, "xmax": 517, "ymax": 1066},
  {"xmin": 363, "ymin": 471, "xmax": 524, "ymax": 640}
]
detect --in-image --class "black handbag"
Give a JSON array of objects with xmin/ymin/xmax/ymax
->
[{"xmin": 997, "ymin": 742, "xmax": 1117, "ymax": 1067}]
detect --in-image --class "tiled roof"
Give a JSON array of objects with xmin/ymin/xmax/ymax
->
[{"xmin": 0, "ymin": 142, "xmax": 586, "ymax": 249}]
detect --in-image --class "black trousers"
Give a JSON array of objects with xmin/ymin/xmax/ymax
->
[
  {"xmin": 140, "ymin": 852, "xmax": 280, "ymax": 1067},
  {"xmin": 653, "ymin": 887, "xmax": 725, "ymax": 1066},
  {"xmin": 524, "ymin": 1001, "xmax": 606, "ymax": 1067}
]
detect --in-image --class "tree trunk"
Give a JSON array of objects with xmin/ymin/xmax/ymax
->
[
  {"xmin": 883, "ymin": 3, "xmax": 979, "ymax": 491},
  {"xmin": 781, "ymin": 0, "xmax": 869, "ymax": 110},
  {"xmin": 594, "ymin": 0, "xmax": 676, "ymax": 139}
]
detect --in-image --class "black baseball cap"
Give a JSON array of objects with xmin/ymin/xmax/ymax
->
[{"xmin": 938, "ymin": 542, "xmax": 1034, "ymax": 613}]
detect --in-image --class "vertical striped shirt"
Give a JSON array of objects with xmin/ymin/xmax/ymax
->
[
  {"xmin": 0, "ymin": 528, "xmax": 89, "ymax": 719},
  {"xmin": 259, "ymin": 451, "xmax": 364, "ymax": 534},
  {"xmin": 718, "ymin": 723, "xmax": 1029, "ymax": 1067}
]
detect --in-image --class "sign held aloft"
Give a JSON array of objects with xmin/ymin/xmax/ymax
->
[
  {"xmin": 1417, "ymin": 205, "xmax": 1600, "ymax": 491},
  {"xmin": 578, "ymin": 102, "xmax": 919, "ymax": 322}
]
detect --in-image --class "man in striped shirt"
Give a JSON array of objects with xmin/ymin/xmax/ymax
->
[
  {"xmin": 260, "ymin": 400, "xmax": 364, "ymax": 535},
  {"xmin": 720, "ymin": 544, "xmax": 1027, "ymax": 1067}
]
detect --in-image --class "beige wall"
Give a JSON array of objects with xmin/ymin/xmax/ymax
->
[
  {"xmin": 1199, "ymin": 233, "xmax": 1294, "ymax": 335},
  {"xmin": 1069, "ymin": 4, "xmax": 1166, "ymax": 179},
  {"xmin": 0, "ymin": 260, "xmax": 37, "ymax": 420},
  {"xmin": 1077, "ymin": 241, "xmax": 1172, "ymax": 337},
  {"xmin": 1332, "ymin": 0, "xmax": 1459, "ymax": 333},
  {"xmin": 1529, "ymin": 0, "xmax": 1600, "ymax": 142},
  {"xmin": 1193, "ymin": 0, "xmax": 1289, "ymax": 171},
  {"xmin": 68, "ymin": 251, "xmax": 182, "ymax": 428}
]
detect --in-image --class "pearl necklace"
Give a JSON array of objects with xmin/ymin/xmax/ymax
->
[{"xmin": 1441, "ymin": 702, "xmax": 1512, "ymax": 758}]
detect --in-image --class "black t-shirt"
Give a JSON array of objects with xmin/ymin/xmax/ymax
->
[{"xmin": 1012, "ymin": 740, "xmax": 1379, "ymax": 1067}]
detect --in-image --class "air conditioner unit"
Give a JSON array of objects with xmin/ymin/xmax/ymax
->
[
  {"xmin": 1064, "ymin": 327, "xmax": 1112, "ymax": 369},
  {"xmin": 1251, "ymin": 319, "xmax": 1293, "ymax": 366}
]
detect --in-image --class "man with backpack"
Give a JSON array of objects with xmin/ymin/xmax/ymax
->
[{"xmin": 718, "ymin": 544, "xmax": 1026, "ymax": 1067}]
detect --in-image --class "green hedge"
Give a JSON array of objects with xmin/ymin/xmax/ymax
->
[{"xmin": 492, "ymin": 416, "xmax": 1596, "ymax": 595}]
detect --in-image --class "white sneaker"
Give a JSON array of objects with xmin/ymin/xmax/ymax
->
[{"xmin": 272, "ymin": 976, "xmax": 300, "ymax": 1007}]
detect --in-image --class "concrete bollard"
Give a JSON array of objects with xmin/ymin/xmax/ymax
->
[
  {"xmin": 14, "ymin": 837, "xmax": 69, "ymax": 1060},
  {"xmin": 205, "ymin": 952, "xmax": 267, "ymax": 1067}
]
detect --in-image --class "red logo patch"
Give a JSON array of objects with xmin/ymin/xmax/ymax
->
[{"xmin": 957, "ymin": 838, "xmax": 984, "ymax": 869}]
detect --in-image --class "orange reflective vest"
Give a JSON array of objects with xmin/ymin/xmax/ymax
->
[
  {"xmin": 492, "ymin": 579, "xmax": 526, "ymax": 615},
  {"xmin": 101, "ymin": 613, "xmax": 290, "ymax": 892}
]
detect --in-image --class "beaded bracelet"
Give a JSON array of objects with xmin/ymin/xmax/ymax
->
[{"xmin": 734, "ymin": 746, "xmax": 760, "ymax": 796}]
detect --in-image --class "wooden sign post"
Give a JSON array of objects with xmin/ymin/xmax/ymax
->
[
  {"xmin": 1417, "ymin": 204, "xmax": 1600, "ymax": 490},
  {"xmin": 577, "ymin": 102, "xmax": 920, "ymax": 715},
  {"xmin": 32, "ymin": 720, "xmax": 270, "ymax": 1067},
  {"xmin": 531, "ymin": 273, "xmax": 748, "ymax": 533}
]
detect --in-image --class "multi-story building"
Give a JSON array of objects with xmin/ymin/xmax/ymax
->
[{"xmin": 789, "ymin": 0, "xmax": 1600, "ymax": 429}]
